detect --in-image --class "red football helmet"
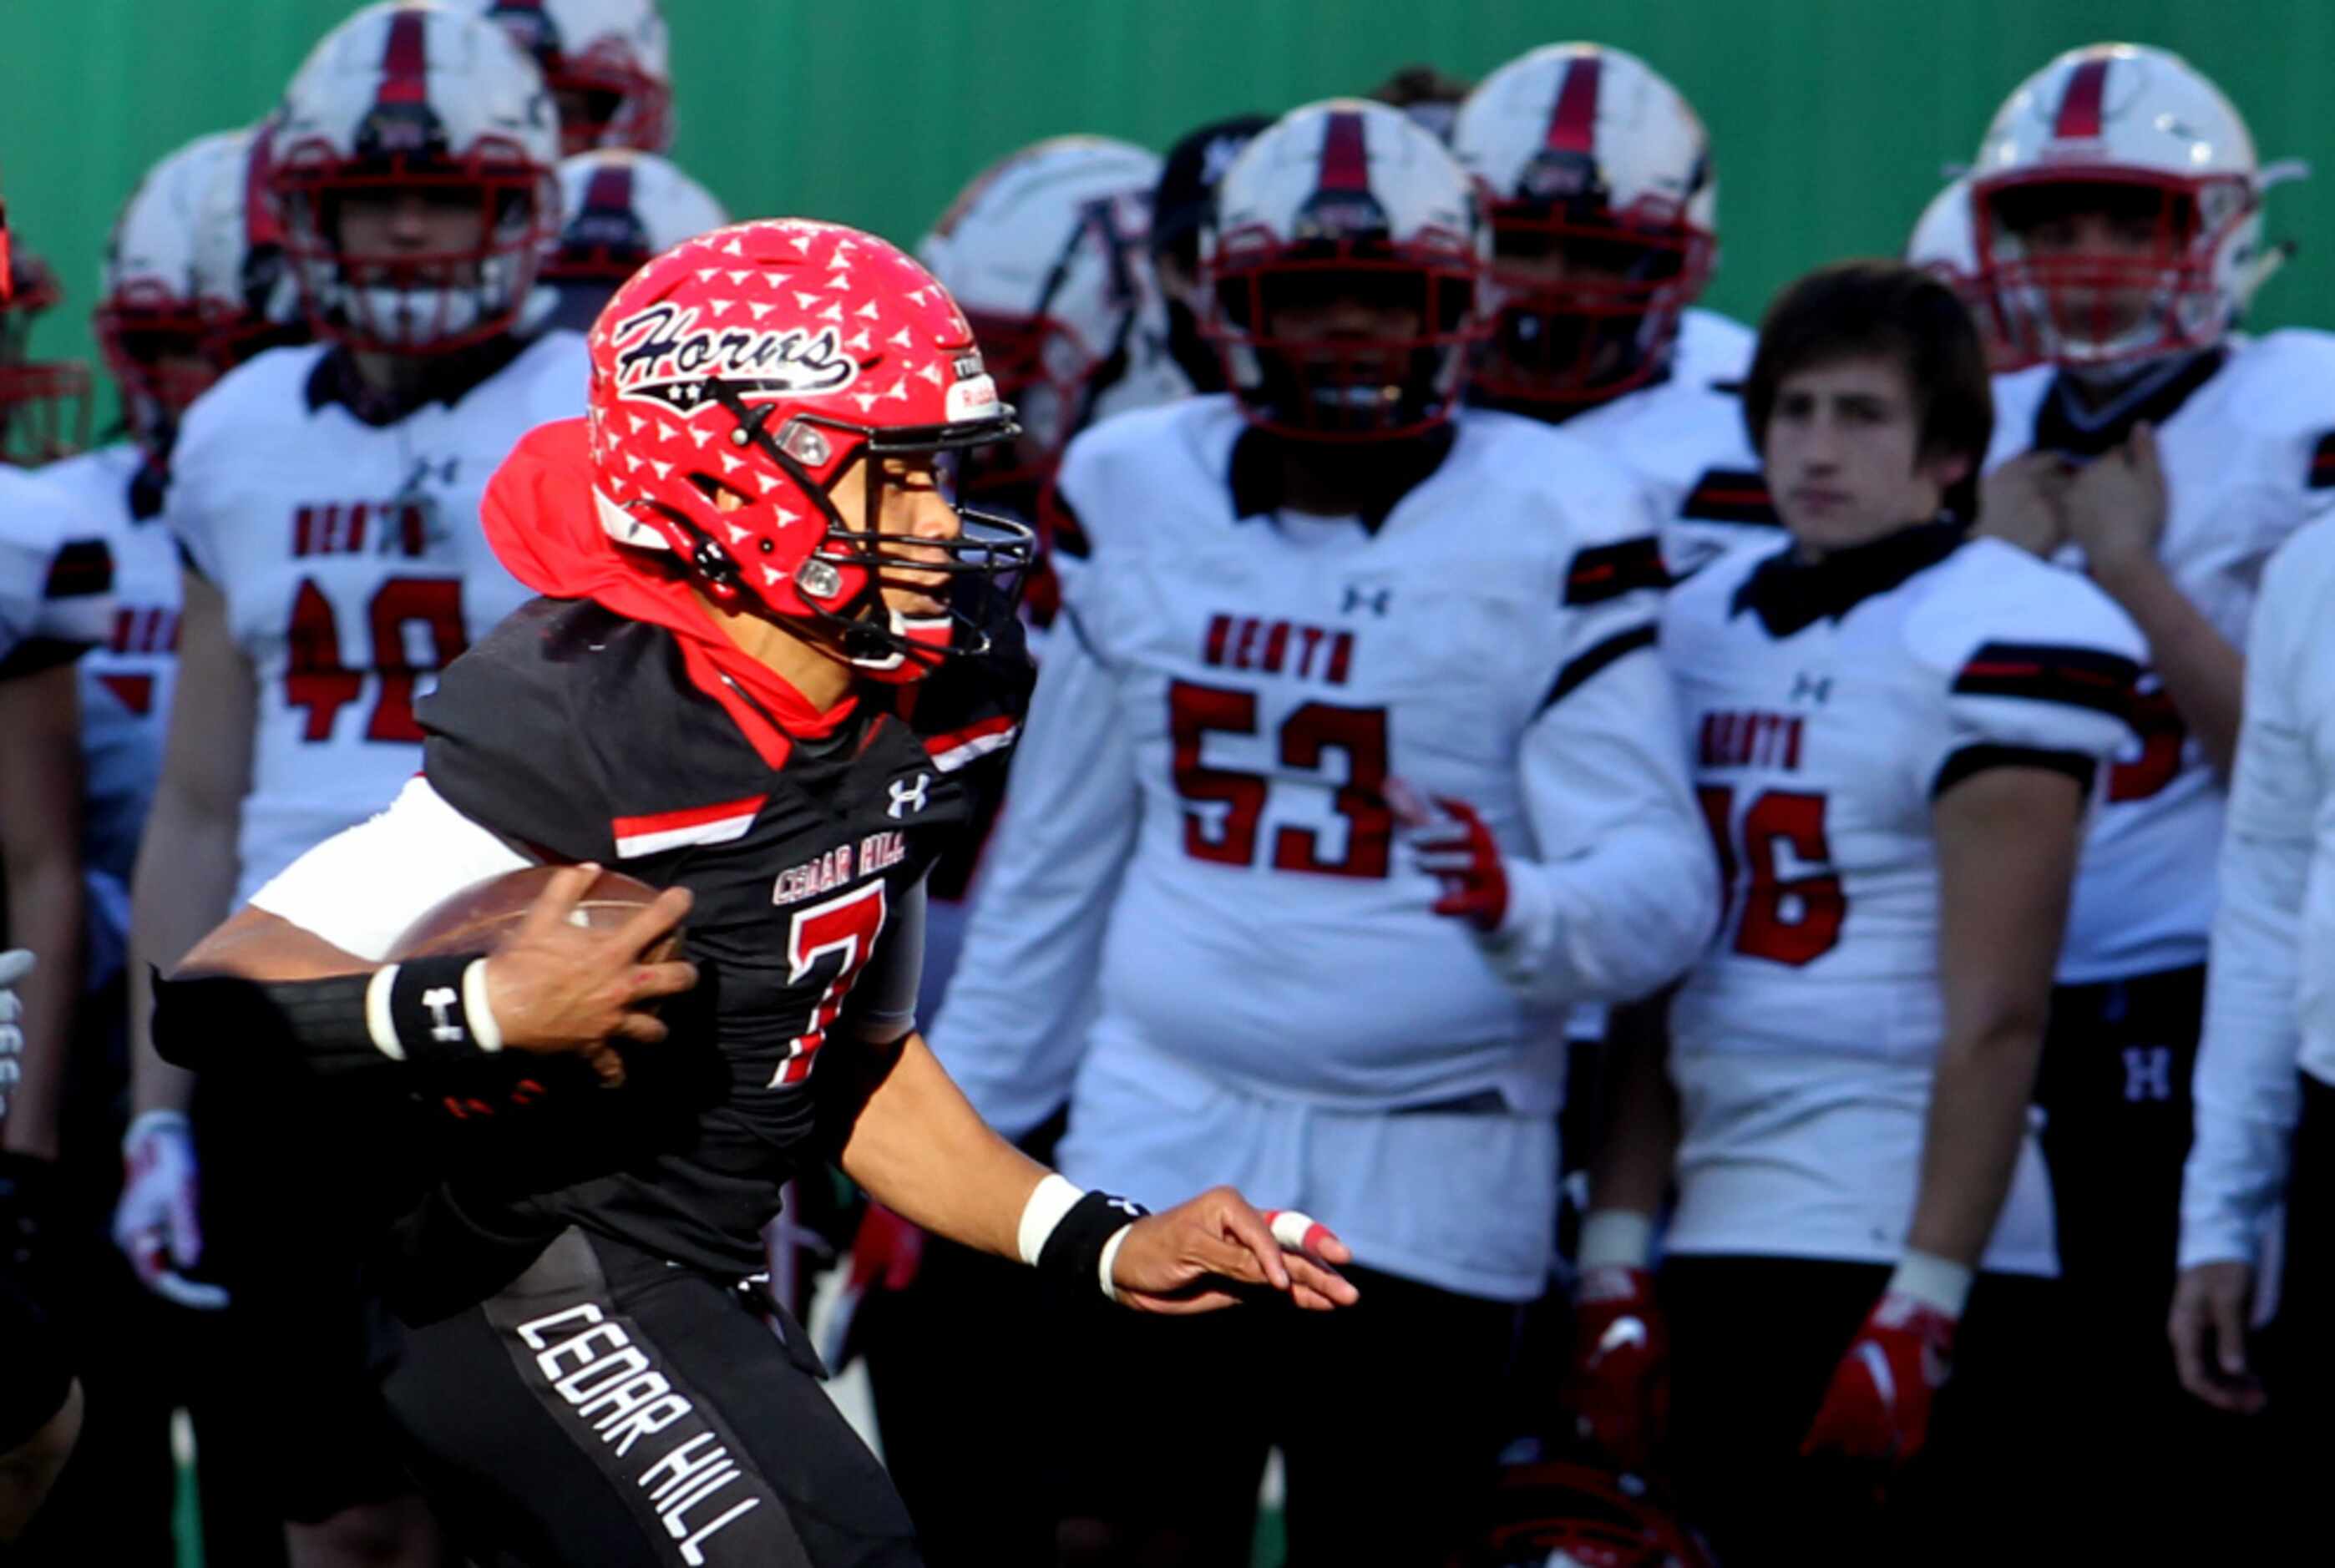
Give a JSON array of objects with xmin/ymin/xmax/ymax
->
[
  {"xmin": 585, "ymin": 219, "xmax": 1035, "ymax": 678},
  {"xmin": 1455, "ymin": 1462, "xmax": 1717, "ymax": 1568},
  {"xmin": 0, "ymin": 245, "xmax": 93, "ymax": 465}
]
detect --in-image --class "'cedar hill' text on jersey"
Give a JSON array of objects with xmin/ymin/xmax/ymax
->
[
  {"xmin": 1661, "ymin": 526, "xmax": 2145, "ymax": 1272},
  {"xmin": 253, "ymin": 597, "xmax": 982, "ymax": 1311},
  {"xmin": 167, "ymin": 333, "xmax": 587, "ymax": 901},
  {"xmin": 1988, "ymin": 331, "xmax": 2335, "ymax": 983}
]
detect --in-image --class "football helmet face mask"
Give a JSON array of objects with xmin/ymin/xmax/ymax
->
[
  {"xmin": 190, "ymin": 120, "xmax": 312, "ymax": 375},
  {"xmin": 270, "ymin": 1, "xmax": 563, "ymax": 357},
  {"xmin": 1906, "ymin": 176, "xmax": 2036, "ymax": 372},
  {"xmin": 95, "ymin": 130, "xmax": 251, "ymax": 456},
  {"xmin": 1454, "ymin": 43, "xmax": 1717, "ymax": 413},
  {"xmin": 542, "ymin": 148, "xmax": 728, "ymax": 329},
  {"xmin": 919, "ymin": 135, "xmax": 1162, "ymax": 514},
  {"xmin": 0, "ymin": 247, "xmax": 94, "ymax": 465},
  {"xmin": 469, "ymin": 0, "xmax": 673, "ymax": 155},
  {"xmin": 585, "ymin": 220, "xmax": 1034, "ymax": 680},
  {"xmin": 1970, "ymin": 43, "xmax": 2286, "ymax": 369},
  {"xmin": 1204, "ymin": 99, "xmax": 1488, "ymax": 442}
]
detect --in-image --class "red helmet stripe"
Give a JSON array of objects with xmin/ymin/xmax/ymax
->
[
  {"xmin": 1318, "ymin": 110, "xmax": 1370, "ymax": 194},
  {"xmin": 582, "ymin": 162, "xmax": 636, "ymax": 217},
  {"xmin": 1542, "ymin": 55, "xmax": 1603, "ymax": 154},
  {"xmin": 2053, "ymin": 56, "xmax": 2110, "ymax": 139},
  {"xmin": 377, "ymin": 9, "xmax": 429, "ymax": 107}
]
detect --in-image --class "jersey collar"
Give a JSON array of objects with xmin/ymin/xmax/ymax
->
[
  {"xmin": 1227, "ymin": 424, "xmax": 1456, "ymax": 533},
  {"xmin": 2034, "ymin": 346, "xmax": 2226, "ymax": 459},
  {"xmin": 303, "ymin": 333, "xmax": 533, "ymax": 428},
  {"xmin": 1731, "ymin": 517, "xmax": 1966, "ymax": 636}
]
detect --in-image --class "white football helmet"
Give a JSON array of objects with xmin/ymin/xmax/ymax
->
[
  {"xmin": 460, "ymin": 0, "xmax": 672, "ymax": 154},
  {"xmin": 270, "ymin": 0, "xmax": 562, "ymax": 356},
  {"xmin": 96, "ymin": 131, "xmax": 251, "ymax": 451},
  {"xmin": 1452, "ymin": 43, "xmax": 1716, "ymax": 411},
  {"xmin": 189, "ymin": 120, "xmax": 311, "ymax": 374},
  {"xmin": 919, "ymin": 135, "xmax": 1163, "ymax": 506},
  {"xmin": 1969, "ymin": 43, "xmax": 2295, "ymax": 367},
  {"xmin": 1203, "ymin": 99, "xmax": 1488, "ymax": 440},
  {"xmin": 1906, "ymin": 176, "xmax": 2034, "ymax": 372},
  {"xmin": 540, "ymin": 147, "xmax": 726, "ymax": 327}
]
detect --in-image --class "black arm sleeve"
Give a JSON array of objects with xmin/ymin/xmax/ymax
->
[{"xmin": 153, "ymin": 957, "xmax": 489, "ymax": 1080}]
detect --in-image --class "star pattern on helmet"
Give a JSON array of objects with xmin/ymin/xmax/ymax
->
[{"xmin": 580, "ymin": 217, "xmax": 997, "ymax": 615}]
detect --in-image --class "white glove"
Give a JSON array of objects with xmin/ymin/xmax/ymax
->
[
  {"xmin": 0, "ymin": 948, "xmax": 29, "ymax": 1121},
  {"xmin": 114, "ymin": 1109, "xmax": 229, "ymax": 1310}
]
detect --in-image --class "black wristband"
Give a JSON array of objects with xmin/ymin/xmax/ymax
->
[
  {"xmin": 154, "ymin": 968, "xmax": 372, "ymax": 1074},
  {"xmin": 383, "ymin": 956, "xmax": 495, "ymax": 1070},
  {"xmin": 1036, "ymin": 1189, "xmax": 1149, "ymax": 1298}
]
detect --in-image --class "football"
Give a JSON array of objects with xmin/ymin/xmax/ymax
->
[{"xmin": 387, "ymin": 864, "xmax": 683, "ymax": 963}]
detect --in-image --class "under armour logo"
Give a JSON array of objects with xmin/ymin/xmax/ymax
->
[
  {"xmin": 420, "ymin": 986, "xmax": 464, "ymax": 1044},
  {"xmin": 2123, "ymin": 1045, "xmax": 2174, "ymax": 1103},
  {"xmin": 888, "ymin": 773, "xmax": 931, "ymax": 819},
  {"xmin": 1791, "ymin": 671, "xmax": 1832, "ymax": 705},
  {"xmin": 1104, "ymin": 1195, "xmax": 1147, "ymax": 1220},
  {"xmin": 1343, "ymin": 584, "xmax": 1392, "ymax": 616}
]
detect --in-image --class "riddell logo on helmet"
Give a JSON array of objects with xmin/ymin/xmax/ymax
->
[{"xmin": 607, "ymin": 301, "xmax": 859, "ymax": 412}]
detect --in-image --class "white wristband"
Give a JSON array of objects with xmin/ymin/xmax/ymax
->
[
  {"xmin": 1097, "ymin": 1223, "xmax": 1135, "ymax": 1303},
  {"xmin": 1016, "ymin": 1172, "xmax": 1085, "ymax": 1267},
  {"xmin": 364, "ymin": 965, "xmax": 404, "ymax": 1060},
  {"xmin": 461, "ymin": 959, "xmax": 504, "ymax": 1054},
  {"xmin": 1578, "ymin": 1209, "xmax": 1657, "ymax": 1272},
  {"xmin": 1887, "ymin": 1248, "xmax": 1974, "ymax": 1318}
]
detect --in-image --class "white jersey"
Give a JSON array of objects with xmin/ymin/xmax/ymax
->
[
  {"xmin": 1662, "ymin": 529, "xmax": 2145, "ymax": 1273},
  {"xmin": 166, "ymin": 333, "xmax": 588, "ymax": 902},
  {"xmin": 933, "ymin": 396, "xmax": 1715, "ymax": 1297},
  {"xmin": 1987, "ymin": 331, "xmax": 2335, "ymax": 983},
  {"xmin": 1562, "ymin": 307, "xmax": 1765, "ymax": 582},
  {"xmin": 0, "ymin": 465, "xmax": 111, "ymax": 670},
  {"xmin": 2181, "ymin": 518, "xmax": 2335, "ymax": 1268},
  {"xmin": 43, "ymin": 445, "xmax": 181, "ymax": 892}
]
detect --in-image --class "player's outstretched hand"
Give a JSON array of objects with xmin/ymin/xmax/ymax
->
[
  {"xmin": 481, "ymin": 864, "xmax": 697, "ymax": 1086},
  {"xmin": 1107, "ymin": 1187, "xmax": 1359, "ymax": 1315},
  {"xmin": 2169, "ymin": 1260, "xmax": 2267, "ymax": 1414}
]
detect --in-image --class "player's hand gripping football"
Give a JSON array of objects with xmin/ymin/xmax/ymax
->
[
  {"xmin": 1800, "ymin": 1290, "xmax": 1958, "ymax": 1484},
  {"xmin": 1563, "ymin": 1264, "xmax": 1670, "ymax": 1474},
  {"xmin": 1109, "ymin": 1189, "xmax": 1359, "ymax": 1314},
  {"xmin": 479, "ymin": 864, "xmax": 698, "ymax": 1086}
]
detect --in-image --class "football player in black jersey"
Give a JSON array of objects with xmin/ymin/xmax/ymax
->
[{"xmin": 145, "ymin": 219, "xmax": 1356, "ymax": 1568}]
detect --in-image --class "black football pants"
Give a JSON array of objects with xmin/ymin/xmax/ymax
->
[
  {"xmin": 382, "ymin": 1226, "xmax": 919, "ymax": 1568},
  {"xmin": 2034, "ymin": 964, "xmax": 2277, "ymax": 1555},
  {"xmin": 1659, "ymin": 1256, "xmax": 2063, "ymax": 1568}
]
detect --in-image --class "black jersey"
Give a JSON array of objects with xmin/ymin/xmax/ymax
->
[{"xmin": 383, "ymin": 595, "xmax": 998, "ymax": 1318}]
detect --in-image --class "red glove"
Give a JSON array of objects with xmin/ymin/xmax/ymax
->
[
  {"xmin": 846, "ymin": 1201, "xmax": 926, "ymax": 1295},
  {"xmin": 1563, "ymin": 1265, "xmax": 1669, "ymax": 1474},
  {"xmin": 1801, "ymin": 1292, "xmax": 1958, "ymax": 1472},
  {"xmin": 1395, "ymin": 783, "xmax": 1509, "ymax": 932}
]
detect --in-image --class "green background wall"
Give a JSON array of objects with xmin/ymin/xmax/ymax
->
[{"xmin": 4, "ymin": 0, "xmax": 2330, "ymax": 430}]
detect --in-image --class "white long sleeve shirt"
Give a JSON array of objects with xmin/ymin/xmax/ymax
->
[{"xmin": 2180, "ymin": 515, "xmax": 2335, "ymax": 1269}]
